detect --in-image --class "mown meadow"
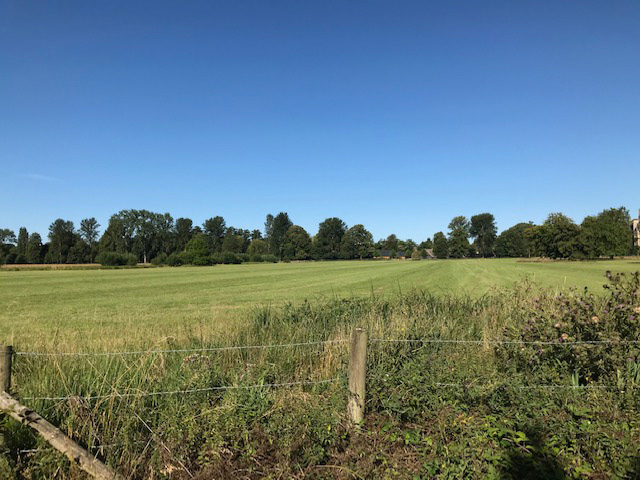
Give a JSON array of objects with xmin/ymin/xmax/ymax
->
[{"xmin": 1, "ymin": 259, "xmax": 640, "ymax": 478}]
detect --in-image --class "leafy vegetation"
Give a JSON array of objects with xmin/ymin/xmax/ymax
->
[{"xmin": 2, "ymin": 272, "xmax": 640, "ymax": 478}]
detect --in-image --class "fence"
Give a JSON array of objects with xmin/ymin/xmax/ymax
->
[{"xmin": 1, "ymin": 331, "xmax": 639, "ymax": 479}]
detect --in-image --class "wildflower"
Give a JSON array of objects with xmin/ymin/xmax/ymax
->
[
  {"xmin": 554, "ymin": 322, "xmax": 562, "ymax": 329},
  {"xmin": 634, "ymin": 306, "xmax": 640, "ymax": 314},
  {"xmin": 591, "ymin": 316, "xmax": 599, "ymax": 324},
  {"xmin": 561, "ymin": 333, "xmax": 569, "ymax": 341}
]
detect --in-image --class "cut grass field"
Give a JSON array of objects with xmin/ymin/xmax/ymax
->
[{"xmin": 1, "ymin": 258, "xmax": 639, "ymax": 349}]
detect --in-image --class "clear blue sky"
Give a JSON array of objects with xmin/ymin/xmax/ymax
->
[{"xmin": 2, "ymin": 1, "xmax": 639, "ymax": 242}]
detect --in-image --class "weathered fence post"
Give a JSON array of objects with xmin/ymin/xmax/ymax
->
[
  {"xmin": 348, "ymin": 328, "xmax": 367, "ymax": 425},
  {"xmin": 0, "ymin": 346, "xmax": 13, "ymax": 393}
]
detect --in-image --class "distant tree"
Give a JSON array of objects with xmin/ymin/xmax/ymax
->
[
  {"xmin": 495, "ymin": 222, "xmax": 534, "ymax": 257},
  {"xmin": 264, "ymin": 214, "xmax": 274, "ymax": 251},
  {"xmin": 447, "ymin": 216, "xmax": 470, "ymax": 258},
  {"xmin": 411, "ymin": 250, "xmax": 422, "ymax": 260},
  {"xmin": 401, "ymin": 239, "xmax": 417, "ymax": 255},
  {"xmin": 313, "ymin": 217, "xmax": 347, "ymax": 260},
  {"xmin": 16, "ymin": 228, "xmax": 28, "ymax": 256},
  {"xmin": 221, "ymin": 231, "xmax": 244, "ymax": 253},
  {"xmin": 251, "ymin": 229, "xmax": 263, "ymax": 241},
  {"xmin": 282, "ymin": 225, "xmax": 312, "ymax": 260},
  {"xmin": 247, "ymin": 238, "xmax": 268, "ymax": 256},
  {"xmin": 67, "ymin": 239, "xmax": 91, "ymax": 263},
  {"xmin": 383, "ymin": 234, "xmax": 399, "ymax": 251},
  {"xmin": 419, "ymin": 238, "xmax": 433, "ymax": 249},
  {"xmin": 203, "ymin": 216, "xmax": 227, "ymax": 253},
  {"xmin": 269, "ymin": 212, "xmax": 293, "ymax": 259},
  {"xmin": 581, "ymin": 207, "xmax": 632, "ymax": 258},
  {"xmin": 80, "ymin": 218, "xmax": 100, "ymax": 262},
  {"xmin": 469, "ymin": 213, "xmax": 497, "ymax": 257},
  {"xmin": 526, "ymin": 213, "xmax": 581, "ymax": 259},
  {"xmin": 433, "ymin": 231, "xmax": 448, "ymax": 259},
  {"xmin": 47, "ymin": 219, "xmax": 75, "ymax": 264},
  {"xmin": 175, "ymin": 218, "xmax": 194, "ymax": 252},
  {"xmin": 340, "ymin": 224, "xmax": 374, "ymax": 259},
  {"xmin": 183, "ymin": 233, "xmax": 210, "ymax": 264},
  {"xmin": 0, "ymin": 229, "xmax": 16, "ymax": 246},
  {"xmin": 26, "ymin": 233, "xmax": 44, "ymax": 264}
]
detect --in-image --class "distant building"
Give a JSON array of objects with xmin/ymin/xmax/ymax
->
[
  {"xmin": 378, "ymin": 250, "xmax": 406, "ymax": 259},
  {"xmin": 632, "ymin": 210, "xmax": 640, "ymax": 249},
  {"xmin": 424, "ymin": 249, "xmax": 436, "ymax": 259}
]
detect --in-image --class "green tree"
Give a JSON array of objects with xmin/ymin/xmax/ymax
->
[
  {"xmin": 447, "ymin": 216, "xmax": 470, "ymax": 258},
  {"xmin": 67, "ymin": 239, "xmax": 91, "ymax": 263},
  {"xmin": 16, "ymin": 227, "xmax": 28, "ymax": 256},
  {"xmin": 433, "ymin": 231, "xmax": 448, "ymax": 258},
  {"xmin": 469, "ymin": 213, "xmax": 497, "ymax": 257},
  {"xmin": 183, "ymin": 233, "xmax": 210, "ymax": 264},
  {"xmin": 313, "ymin": 217, "xmax": 346, "ymax": 260},
  {"xmin": 269, "ymin": 212, "xmax": 293, "ymax": 259},
  {"xmin": 340, "ymin": 224, "xmax": 374, "ymax": 259},
  {"xmin": 282, "ymin": 225, "xmax": 312, "ymax": 260},
  {"xmin": 411, "ymin": 250, "xmax": 422, "ymax": 260},
  {"xmin": 80, "ymin": 218, "xmax": 100, "ymax": 262},
  {"xmin": 581, "ymin": 207, "xmax": 632, "ymax": 258},
  {"xmin": 203, "ymin": 216, "xmax": 227, "ymax": 253},
  {"xmin": 382, "ymin": 234, "xmax": 399, "ymax": 251},
  {"xmin": 247, "ymin": 238, "xmax": 268, "ymax": 256},
  {"xmin": 175, "ymin": 218, "xmax": 194, "ymax": 252},
  {"xmin": 526, "ymin": 213, "xmax": 582, "ymax": 259},
  {"xmin": 47, "ymin": 219, "xmax": 75, "ymax": 264},
  {"xmin": 420, "ymin": 238, "xmax": 433, "ymax": 249},
  {"xmin": 221, "ymin": 231, "xmax": 244, "ymax": 253},
  {"xmin": 495, "ymin": 222, "xmax": 534, "ymax": 257},
  {"xmin": 26, "ymin": 233, "xmax": 44, "ymax": 264}
]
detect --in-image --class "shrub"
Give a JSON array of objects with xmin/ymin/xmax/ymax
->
[
  {"xmin": 151, "ymin": 253, "xmax": 168, "ymax": 265},
  {"xmin": 411, "ymin": 250, "xmax": 422, "ymax": 261},
  {"xmin": 96, "ymin": 252, "xmax": 138, "ymax": 266},
  {"xmin": 220, "ymin": 252, "xmax": 241, "ymax": 264},
  {"xmin": 262, "ymin": 254, "xmax": 277, "ymax": 263},
  {"xmin": 250, "ymin": 254, "xmax": 264, "ymax": 262},
  {"xmin": 165, "ymin": 253, "xmax": 182, "ymax": 266},
  {"xmin": 497, "ymin": 271, "xmax": 640, "ymax": 385}
]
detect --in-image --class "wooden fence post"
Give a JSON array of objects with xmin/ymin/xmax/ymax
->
[
  {"xmin": 348, "ymin": 328, "xmax": 367, "ymax": 425},
  {"xmin": 0, "ymin": 346, "xmax": 12, "ymax": 393}
]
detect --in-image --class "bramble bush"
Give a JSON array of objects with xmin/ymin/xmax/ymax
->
[{"xmin": 497, "ymin": 271, "xmax": 640, "ymax": 385}]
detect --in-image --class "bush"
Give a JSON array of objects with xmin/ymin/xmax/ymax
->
[
  {"xmin": 262, "ymin": 254, "xmax": 277, "ymax": 263},
  {"xmin": 220, "ymin": 252, "xmax": 241, "ymax": 264},
  {"xmin": 250, "ymin": 254, "xmax": 264, "ymax": 262},
  {"xmin": 151, "ymin": 253, "xmax": 168, "ymax": 265},
  {"xmin": 96, "ymin": 252, "xmax": 137, "ymax": 266},
  {"xmin": 411, "ymin": 250, "xmax": 422, "ymax": 261},
  {"xmin": 165, "ymin": 253, "xmax": 182, "ymax": 266},
  {"xmin": 497, "ymin": 271, "xmax": 640, "ymax": 385}
]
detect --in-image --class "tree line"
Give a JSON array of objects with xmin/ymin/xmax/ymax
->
[{"xmin": 0, "ymin": 206, "xmax": 636, "ymax": 266}]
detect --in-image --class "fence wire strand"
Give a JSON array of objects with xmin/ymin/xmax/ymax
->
[
  {"xmin": 372, "ymin": 338, "xmax": 640, "ymax": 346},
  {"xmin": 22, "ymin": 378, "xmax": 340, "ymax": 401},
  {"xmin": 15, "ymin": 339, "xmax": 348, "ymax": 357}
]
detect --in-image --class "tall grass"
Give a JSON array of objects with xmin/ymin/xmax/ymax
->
[{"xmin": 3, "ymin": 278, "xmax": 640, "ymax": 478}]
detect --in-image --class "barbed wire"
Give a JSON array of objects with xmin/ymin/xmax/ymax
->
[
  {"xmin": 15, "ymin": 339, "xmax": 348, "ymax": 357},
  {"xmin": 372, "ymin": 338, "xmax": 640, "ymax": 346},
  {"xmin": 22, "ymin": 378, "xmax": 340, "ymax": 401},
  {"xmin": 428, "ymin": 382, "xmax": 634, "ymax": 390}
]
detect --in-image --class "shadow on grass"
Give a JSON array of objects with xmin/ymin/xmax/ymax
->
[{"xmin": 499, "ymin": 426, "xmax": 565, "ymax": 480}]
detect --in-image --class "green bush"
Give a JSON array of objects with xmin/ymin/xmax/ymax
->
[
  {"xmin": 262, "ymin": 254, "xmax": 277, "ymax": 263},
  {"xmin": 96, "ymin": 252, "xmax": 137, "ymax": 266},
  {"xmin": 220, "ymin": 252, "xmax": 241, "ymax": 264},
  {"xmin": 250, "ymin": 254, "xmax": 264, "ymax": 262},
  {"xmin": 497, "ymin": 271, "xmax": 640, "ymax": 385},
  {"xmin": 151, "ymin": 253, "xmax": 168, "ymax": 265},
  {"xmin": 165, "ymin": 253, "xmax": 182, "ymax": 266}
]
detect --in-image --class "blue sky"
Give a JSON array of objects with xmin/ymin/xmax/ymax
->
[{"xmin": 2, "ymin": 1, "xmax": 639, "ymax": 242}]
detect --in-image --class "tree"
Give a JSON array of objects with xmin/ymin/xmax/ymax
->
[
  {"xmin": 525, "ymin": 213, "xmax": 581, "ymax": 259},
  {"xmin": 433, "ymin": 232, "xmax": 448, "ymax": 258},
  {"xmin": 183, "ymin": 233, "xmax": 210, "ymax": 265},
  {"xmin": 269, "ymin": 212, "xmax": 293, "ymax": 259},
  {"xmin": 411, "ymin": 250, "xmax": 422, "ymax": 260},
  {"xmin": 382, "ymin": 234, "xmax": 399, "ymax": 251},
  {"xmin": 0, "ymin": 229, "xmax": 16, "ymax": 247},
  {"xmin": 47, "ymin": 219, "xmax": 75, "ymax": 264},
  {"xmin": 247, "ymin": 238, "xmax": 268, "ymax": 256},
  {"xmin": 264, "ymin": 214, "xmax": 274, "ymax": 251},
  {"xmin": 80, "ymin": 218, "xmax": 100, "ymax": 262},
  {"xmin": 581, "ymin": 207, "xmax": 632, "ymax": 258},
  {"xmin": 16, "ymin": 228, "xmax": 28, "ymax": 256},
  {"xmin": 447, "ymin": 216, "xmax": 470, "ymax": 258},
  {"xmin": 313, "ymin": 217, "xmax": 347, "ymax": 260},
  {"xmin": 26, "ymin": 233, "xmax": 44, "ymax": 264},
  {"xmin": 420, "ymin": 238, "xmax": 433, "ymax": 249},
  {"xmin": 251, "ymin": 229, "xmax": 262, "ymax": 241},
  {"xmin": 221, "ymin": 231, "xmax": 244, "ymax": 253},
  {"xmin": 175, "ymin": 218, "xmax": 194, "ymax": 252},
  {"xmin": 282, "ymin": 225, "xmax": 312, "ymax": 260},
  {"xmin": 67, "ymin": 239, "xmax": 91, "ymax": 263},
  {"xmin": 495, "ymin": 222, "xmax": 534, "ymax": 257},
  {"xmin": 340, "ymin": 224, "xmax": 374, "ymax": 259},
  {"xmin": 469, "ymin": 213, "xmax": 497, "ymax": 257},
  {"xmin": 203, "ymin": 216, "xmax": 227, "ymax": 253}
]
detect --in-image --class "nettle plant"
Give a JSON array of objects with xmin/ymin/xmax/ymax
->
[{"xmin": 498, "ymin": 272, "xmax": 640, "ymax": 385}]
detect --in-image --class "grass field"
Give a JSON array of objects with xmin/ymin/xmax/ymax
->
[{"xmin": 1, "ymin": 258, "xmax": 639, "ymax": 349}]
